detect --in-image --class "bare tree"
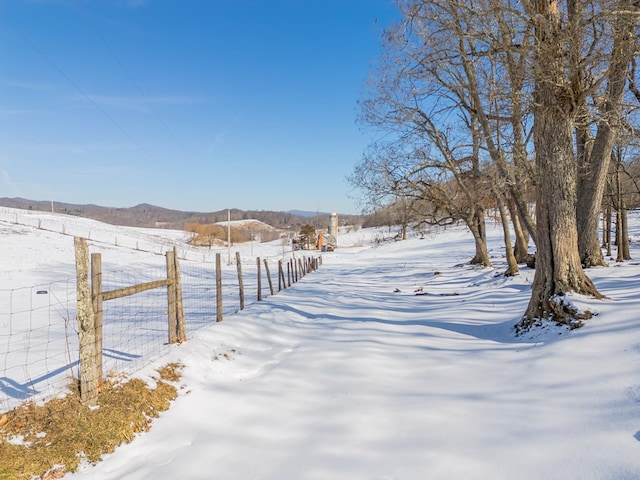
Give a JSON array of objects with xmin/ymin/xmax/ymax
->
[
  {"xmin": 576, "ymin": 0, "xmax": 640, "ymax": 267},
  {"xmin": 517, "ymin": 0, "xmax": 605, "ymax": 331},
  {"xmin": 358, "ymin": 0, "xmax": 639, "ymax": 330},
  {"xmin": 397, "ymin": 0, "xmax": 538, "ymax": 246},
  {"xmin": 351, "ymin": 136, "xmax": 493, "ymax": 265}
]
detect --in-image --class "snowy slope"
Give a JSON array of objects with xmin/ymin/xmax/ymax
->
[
  {"xmin": 68, "ymin": 217, "xmax": 640, "ymax": 479},
  {"xmin": 1, "ymin": 207, "xmax": 640, "ymax": 479}
]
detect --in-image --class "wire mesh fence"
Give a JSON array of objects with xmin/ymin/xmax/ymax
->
[
  {"xmin": 0, "ymin": 280, "xmax": 77, "ymax": 412},
  {"xmin": 0, "ymin": 248, "xmax": 319, "ymax": 413}
]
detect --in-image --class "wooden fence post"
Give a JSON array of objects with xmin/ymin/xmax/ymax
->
[
  {"xmin": 298, "ymin": 258, "xmax": 303, "ymax": 279},
  {"xmin": 281, "ymin": 260, "xmax": 287, "ymax": 289},
  {"xmin": 264, "ymin": 259, "xmax": 274, "ymax": 296},
  {"xmin": 91, "ymin": 252, "xmax": 103, "ymax": 380},
  {"xmin": 166, "ymin": 249, "xmax": 178, "ymax": 344},
  {"xmin": 74, "ymin": 237, "xmax": 99, "ymax": 406},
  {"xmin": 257, "ymin": 257, "xmax": 262, "ymax": 301},
  {"xmin": 216, "ymin": 253, "xmax": 223, "ymax": 322},
  {"xmin": 236, "ymin": 251, "xmax": 245, "ymax": 310},
  {"xmin": 173, "ymin": 247, "xmax": 186, "ymax": 342},
  {"xmin": 287, "ymin": 261, "xmax": 291, "ymax": 287}
]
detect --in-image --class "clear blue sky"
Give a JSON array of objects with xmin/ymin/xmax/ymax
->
[{"xmin": 0, "ymin": 0, "xmax": 398, "ymax": 215}]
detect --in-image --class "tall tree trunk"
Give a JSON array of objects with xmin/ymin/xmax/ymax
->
[
  {"xmin": 517, "ymin": 0, "xmax": 602, "ymax": 332},
  {"xmin": 576, "ymin": 0, "xmax": 638, "ymax": 267},
  {"xmin": 612, "ymin": 155, "xmax": 632, "ymax": 261},
  {"xmin": 616, "ymin": 208, "xmax": 623, "ymax": 262},
  {"xmin": 496, "ymin": 192, "xmax": 519, "ymax": 276},
  {"xmin": 605, "ymin": 202, "xmax": 612, "ymax": 257},
  {"xmin": 622, "ymin": 206, "xmax": 630, "ymax": 260}
]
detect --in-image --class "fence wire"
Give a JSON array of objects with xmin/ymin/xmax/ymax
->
[
  {"xmin": 0, "ymin": 280, "xmax": 77, "ymax": 412},
  {"xmin": 0, "ymin": 252, "xmax": 315, "ymax": 413}
]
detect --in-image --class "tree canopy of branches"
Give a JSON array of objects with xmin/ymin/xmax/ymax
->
[{"xmin": 354, "ymin": 0, "xmax": 640, "ymax": 330}]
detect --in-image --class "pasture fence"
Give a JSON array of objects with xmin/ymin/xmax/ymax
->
[{"xmin": 0, "ymin": 236, "xmax": 322, "ymax": 411}]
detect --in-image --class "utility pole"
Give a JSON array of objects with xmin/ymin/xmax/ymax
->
[{"xmin": 227, "ymin": 209, "xmax": 231, "ymax": 265}]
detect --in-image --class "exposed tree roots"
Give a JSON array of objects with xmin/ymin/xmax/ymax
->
[{"xmin": 515, "ymin": 295, "xmax": 595, "ymax": 335}]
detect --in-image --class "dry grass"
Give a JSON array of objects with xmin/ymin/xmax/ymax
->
[{"xmin": 0, "ymin": 363, "xmax": 182, "ymax": 480}]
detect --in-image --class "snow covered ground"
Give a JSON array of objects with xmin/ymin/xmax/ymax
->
[
  {"xmin": 0, "ymin": 207, "xmax": 305, "ymax": 412},
  {"xmin": 2, "ymin": 207, "xmax": 640, "ymax": 478}
]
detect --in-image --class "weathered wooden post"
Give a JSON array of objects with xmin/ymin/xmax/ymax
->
[
  {"xmin": 166, "ymin": 249, "xmax": 178, "ymax": 344},
  {"xmin": 264, "ymin": 259, "xmax": 274, "ymax": 296},
  {"xmin": 91, "ymin": 252, "xmax": 103, "ymax": 380},
  {"xmin": 287, "ymin": 260, "xmax": 292, "ymax": 287},
  {"xmin": 74, "ymin": 237, "xmax": 99, "ymax": 406},
  {"xmin": 173, "ymin": 247, "xmax": 186, "ymax": 343},
  {"xmin": 216, "ymin": 253, "xmax": 223, "ymax": 322},
  {"xmin": 278, "ymin": 260, "xmax": 283, "ymax": 291},
  {"xmin": 236, "ymin": 251, "xmax": 245, "ymax": 310},
  {"xmin": 257, "ymin": 257, "xmax": 262, "ymax": 301}
]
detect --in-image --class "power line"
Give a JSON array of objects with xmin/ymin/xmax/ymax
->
[
  {"xmin": 93, "ymin": 24, "xmax": 195, "ymax": 165},
  {"xmin": 0, "ymin": 14, "xmax": 152, "ymax": 160}
]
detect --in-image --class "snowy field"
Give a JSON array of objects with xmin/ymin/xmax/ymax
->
[
  {"xmin": 2, "ymin": 207, "xmax": 640, "ymax": 478},
  {"xmin": 0, "ymin": 207, "xmax": 305, "ymax": 412}
]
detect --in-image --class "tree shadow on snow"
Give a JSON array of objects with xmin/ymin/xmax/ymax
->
[{"xmin": 268, "ymin": 302, "xmax": 537, "ymax": 348}]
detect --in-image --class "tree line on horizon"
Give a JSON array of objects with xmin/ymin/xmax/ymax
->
[
  {"xmin": 0, "ymin": 198, "xmax": 367, "ymax": 232},
  {"xmin": 351, "ymin": 0, "xmax": 640, "ymax": 331}
]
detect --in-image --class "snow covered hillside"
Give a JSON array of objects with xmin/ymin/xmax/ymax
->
[{"xmin": 1, "ymin": 207, "xmax": 640, "ymax": 479}]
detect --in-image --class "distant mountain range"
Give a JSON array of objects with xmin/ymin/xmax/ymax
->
[{"xmin": 0, "ymin": 198, "xmax": 365, "ymax": 231}]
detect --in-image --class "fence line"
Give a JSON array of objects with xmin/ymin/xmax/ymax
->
[
  {"xmin": 0, "ymin": 239, "xmax": 322, "ymax": 411},
  {"xmin": 0, "ymin": 207, "xmax": 311, "ymax": 265}
]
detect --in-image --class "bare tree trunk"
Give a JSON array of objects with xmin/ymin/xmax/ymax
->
[
  {"xmin": 616, "ymin": 207, "xmax": 624, "ymax": 262},
  {"xmin": 508, "ymin": 197, "xmax": 529, "ymax": 263},
  {"xmin": 612, "ymin": 156, "xmax": 631, "ymax": 261},
  {"xmin": 518, "ymin": 0, "xmax": 602, "ymax": 331},
  {"xmin": 496, "ymin": 192, "xmax": 519, "ymax": 276},
  {"xmin": 520, "ymin": 111, "xmax": 601, "ymax": 328},
  {"xmin": 577, "ymin": 0, "xmax": 638, "ymax": 267},
  {"xmin": 622, "ymin": 206, "xmax": 630, "ymax": 260},
  {"xmin": 605, "ymin": 203, "xmax": 612, "ymax": 257},
  {"xmin": 468, "ymin": 209, "xmax": 491, "ymax": 267}
]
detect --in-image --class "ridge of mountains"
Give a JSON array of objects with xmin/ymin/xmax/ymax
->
[{"xmin": 0, "ymin": 197, "xmax": 365, "ymax": 231}]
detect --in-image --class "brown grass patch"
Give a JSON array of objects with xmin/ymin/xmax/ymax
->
[{"xmin": 0, "ymin": 363, "xmax": 182, "ymax": 480}]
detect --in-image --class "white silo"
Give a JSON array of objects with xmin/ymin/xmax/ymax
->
[{"xmin": 328, "ymin": 212, "xmax": 339, "ymax": 241}]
